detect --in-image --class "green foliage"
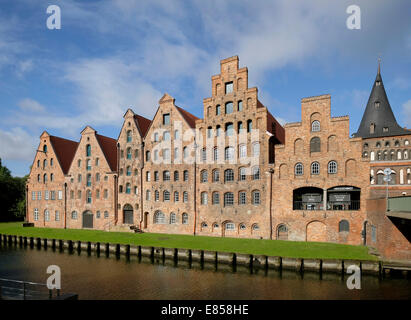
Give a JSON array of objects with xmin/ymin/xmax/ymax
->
[{"xmin": 0, "ymin": 159, "xmax": 27, "ymax": 222}]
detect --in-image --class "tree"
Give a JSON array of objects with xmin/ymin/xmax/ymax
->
[{"xmin": 0, "ymin": 159, "xmax": 27, "ymax": 221}]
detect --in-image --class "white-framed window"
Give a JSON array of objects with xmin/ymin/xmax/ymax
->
[
  {"xmin": 146, "ymin": 190, "xmax": 151, "ymax": 201},
  {"xmin": 295, "ymin": 163, "xmax": 304, "ymax": 176},
  {"xmin": 155, "ymin": 190, "xmax": 159, "ymax": 201},
  {"xmin": 32, "ymin": 191, "xmax": 36, "ymax": 200},
  {"xmin": 55, "ymin": 211, "xmax": 60, "ymax": 221},
  {"xmin": 239, "ymin": 191, "xmax": 246, "ymax": 205},
  {"xmin": 96, "ymin": 211, "xmax": 101, "ymax": 219},
  {"xmin": 154, "ymin": 211, "xmax": 166, "ymax": 224},
  {"xmin": 252, "ymin": 190, "xmax": 261, "ymax": 205},
  {"xmin": 253, "ymin": 143, "xmax": 260, "ymax": 157},
  {"xmin": 71, "ymin": 211, "xmax": 78, "ymax": 220},
  {"xmin": 50, "ymin": 191, "xmax": 55, "ymax": 200},
  {"xmin": 328, "ymin": 161, "xmax": 337, "ymax": 174},
  {"xmin": 212, "ymin": 169, "xmax": 219, "ymax": 182},
  {"xmin": 183, "ymin": 191, "xmax": 188, "ymax": 203},
  {"xmin": 225, "ymin": 82, "xmax": 233, "ymax": 94},
  {"xmin": 37, "ymin": 191, "xmax": 41, "ymax": 200},
  {"xmin": 104, "ymin": 211, "xmax": 109, "ymax": 219},
  {"xmin": 58, "ymin": 190, "xmax": 63, "ymax": 200},
  {"xmin": 201, "ymin": 170, "xmax": 208, "ymax": 183},
  {"xmin": 201, "ymin": 192, "xmax": 208, "ymax": 205},
  {"xmin": 225, "ymin": 102, "xmax": 233, "ymax": 114},
  {"xmin": 224, "ymin": 192, "xmax": 234, "ymax": 206},
  {"xmin": 45, "ymin": 190, "xmax": 49, "ymax": 200},
  {"xmin": 212, "ymin": 192, "xmax": 220, "ymax": 205},
  {"xmin": 182, "ymin": 213, "xmax": 188, "ymax": 225},
  {"xmin": 311, "ymin": 162, "xmax": 320, "ymax": 175},
  {"xmin": 225, "ymin": 222, "xmax": 235, "ymax": 230},
  {"xmin": 239, "ymin": 144, "xmax": 247, "ymax": 158},
  {"xmin": 239, "ymin": 167, "xmax": 246, "ymax": 181},
  {"xmin": 225, "ymin": 147, "xmax": 234, "ymax": 161},
  {"xmin": 170, "ymin": 213, "xmax": 176, "ymax": 224},
  {"xmin": 311, "ymin": 120, "xmax": 321, "ymax": 132},
  {"xmin": 213, "ymin": 147, "xmax": 219, "ymax": 161},
  {"xmin": 163, "ymin": 170, "xmax": 170, "ymax": 181},
  {"xmin": 252, "ymin": 166, "xmax": 260, "ymax": 180},
  {"xmin": 174, "ymin": 191, "xmax": 179, "ymax": 202},
  {"xmin": 201, "ymin": 148, "xmax": 207, "ymax": 162},
  {"xmin": 183, "ymin": 170, "xmax": 189, "ymax": 181},
  {"xmin": 163, "ymin": 190, "xmax": 170, "ymax": 202},
  {"xmin": 34, "ymin": 208, "xmax": 39, "ymax": 221},
  {"xmin": 163, "ymin": 148, "xmax": 170, "ymax": 160},
  {"xmin": 224, "ymin": 169, "xmax": 234, "ymax": 182}
]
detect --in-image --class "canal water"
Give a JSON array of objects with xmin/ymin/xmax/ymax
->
[{"xmin": 0, "ymin": 245, "xmax": 409, "ymax": 300}]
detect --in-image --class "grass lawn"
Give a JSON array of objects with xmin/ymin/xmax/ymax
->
[{"xmin": 0, "ymin": 222, "xmax": 377, "ymax": 260}]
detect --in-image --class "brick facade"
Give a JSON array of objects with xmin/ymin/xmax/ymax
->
[{"xmin": 25, "ymin": 56, "xmax": 410, "ymax": 259}]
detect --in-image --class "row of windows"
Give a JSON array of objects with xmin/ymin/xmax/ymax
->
[
  {"xmin": 207, "ymin": 100, "xmax": 243, "ymax": 117},
  {"xmin": 37, "ymin": 173, "xmax": 55, "ymax": 183},
  {"xmin": 120, "ymin": 148, "xmax": 139, "ymax": 160},
  {"xmin": 77, "ymin": 158, "xmax": 99, "ymax": 169},
  {"xmin": 294, "ymin": 161, "xmax": 338, "ymax": 176},
  {"xmin": 365, "ymin": 149, "xmax": 410, "ymax": 161},
  {"xmin": 70, "ymin": 211, "xmax": 109, "ymax": 220},
  {"xmin": 146, "ymin": 190, "xmax": 189, "ymax": 203},
  {"xmin": 201, "ymin": 190, "xmax": 261, "ymax": 206},
  {"xmin": 201, "ymin": 167, "xmax": 260, "ymax": 182},
  {"xmin": 31, "ymin": 190, "xmax": 63, "ymax": 201},
  {"xmin": 154, "ymin": 211, "xmax": 188, "ymax": 225},
  {"xmin": 33, "ymin": 209, "xmax": 60, "ymax": 222},
  {"xmin": 364, "ymin": 139, "xmax": 410, "ymax": 149},
  {"xmin": 205, "ymin": 121, "xmax": 254, "ymax": 138},
  {"xmin": 119, "ymin": 184, "xmax": 138, "ymax": 195},
  {"xmin": 71, "ymin": 173, "xmax": 108, "ymax": 185},
  {"xmin": 37, "ymin": 158, "xmax": 54, "ymax": 169},
  {"xmin": 70, "ymin": 189, "xmax": 109, "ymax": 200},
  {"xmin": 146, "ymin": 170, "xmax": 189, "ymax": 182},
  {"xmin": 276, "ymin": 221, "xmax": 350, "ymax": 234},
  {"xmin": 145, "ymin": 143, "xmax": 261, "ymax": 163},
  {"xmin": 201, "ymin": 222, "xmax": 260, "ymax": 231}
]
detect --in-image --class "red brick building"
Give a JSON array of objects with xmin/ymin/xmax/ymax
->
[{"xmin": 26, "ymin": 57, "xmax": 410, "ymax": 260}]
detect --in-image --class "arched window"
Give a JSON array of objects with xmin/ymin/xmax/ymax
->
[
  {"xmin": 43, "ymin": 145, "xmax": 47, "ymax": 153},
  {"xmin": 212, "ymin": 169, "xmax": 220, "ymax": 182},
  {"xmin": 155, "ymin": 190, "xmax": 159, "ymax": 201},
  {"xmin": 212, "ymin": 192, "xmax": 220, "ymax": 205},
  {"xmin": 238, "ymin": 100, "xmax": 243, "ymax": 111},
  {"xmin": 163, "ymin": 131, "xmax": 170, "ymax": 141},
  {"xmin": 182, "ymin": 213, "xmax": 188, "ymax": 225},
  {"xmin": 86, "ymin": 144, "xmax": 91, "ymax": 157},
  {"xmin": 225, "ymin": 147, "xmax": 234, "ymax": 161},
  {"xmin": 310, "ymin": 137, "xmax": 321, "ymax": 153},
  {"xmin": 50, "ymin": 173, "xmax": 54, "ymax": 182},
  {"xmin": 43, "ymin": 159, "xmax": 47, "ymax": 168},
  {"xmin": 201, "ymin": 192, "xmax": 208, "ymax": 205},
  {"xmin": 252, "ymin": 166, "xmax": 260, "ymax": 180},
  {"xmin": 183, "ymin": 170, "xmax": 189, "ymax": 181},
  {"xmin": 311, "ymin": 120, "xmax": 320, "ymax": 132},
  {"xmin": 201, "ymin": 147, "xmax": 207, "ymax": 162},
  {"xmin": 126, "ymin": 166, "xmax": 131, "ymax": 176},
  {"xmin": 183, "ymin": 191, "xmax": 188, "ymax": 203},
  {"xmin": 239, "ymin": 191, "xmax": 246, "ymax": 205},
  {"xmin": 174, "ymin": 191, "xmax": 179, "ymax": 202},
  {"xmin": 253, "ymin": 142, "xmax": 260, "ymax": 157},
  {"xmin": 146, "ymin": 151, "xmax": 150, "ymax": 161},
  {"xmin": 239, "ymin": 144, "xmax": 247, "ymax": 158},
  {"xmin": 216, "ymin": 105, "xmax": 221, "ymax": 115},
  {"xmin": 239, "ymin": 167, "xmax": 246, "ymax": 181},
  {"xmin": 224, "ymin": 192, "xmax": 234, "ymax": 206},
  {"xmin": 295, "ymin": 163, "xmax": 304, "ymax": 176},
  {"xmin": 200, "ymin": 170, "xmax": 208, "ymax": 183},
  {"xmin": 154, "ymin": 132, "xmax": 159, "ymax": 142},
  {"xmin": 224, "ymin": 169, "xmax": 234, "ymax": 182},
  {"xmin": 311, "ymin": 162, "xmax": 320, "ymax": 175},
  {"xmin": 127, "ymin": 147, "xmax": 132, "ymax": 159},
  {"xmin": 86, "ymin": 190, "xmax": 92, "ymax": 203},
  {"xmin": 170, "ymin": 213, "xmax": 176, "ymax": 224},
  {"xmin": 34, "ymin": 208, "xmax": 39, "ymax": 221},
  {"xmin": 216, "ymin": 125, "xmax": 221, "ymax": 137},
  {"xmin": 146, "ymin": 190, "xmax": 151, "ymax": 201},
  {"xmin": 163, "ymin": 190, "xmax": 170, "ymax": 201},
  {"xmin": 37, "ymin": 174, "xmax": 40, "ymax": 182},
  {"xmin": 163, "ymin": 170, "xmax": 170, "ymax": 181},
  {"xmin": 328, "ymin": 161, "xmax": 337, "ymax": 174},
  {"xmin": 213, "ymin": 147, "xmax": 219, "ymax": 161},
  {"xmin": 174, "ymin": 171, "xmax": 179, "ymax": 181},
  {"xmin": 86, "ymin": 174, "xmax": 91, "ymax": 187},
  {"xmin": 225, "ymin": 222, "xmax": 235, "ymax": 230},
  {"xmin": 126, "ymin": 130, "xmax": 132, "ymax": 142},
  {"xmin": 43, "ymin": 173, "xmax": 47, "ymax": 183},
  {"xmin": 225, "ymin": 123, "xmax": 234, "ymax": 136},
  {"xmin": 126, "ymin": 183, "xmax": 131, "ymax": 194},
  {"xmin": 225, "ymin": 102, "xmax": 233, "ymax": 114},
  {"xmin": 71, "ymin": 211, "xmax": 78, "ymax": 220},
  {"xmin": 252, "ymin": 190, "xmax": 261, "ymax": 205},
  {"xmin": 339, "ymin": 220, "xmax": 349, "ymax": 232},
  {"xmin": 183, "ymin": 146, "xmax": 188, "ymax": 158},
  {"xmin": 154, "ymin": 211, "xmax": 165, "ymax": 224}
]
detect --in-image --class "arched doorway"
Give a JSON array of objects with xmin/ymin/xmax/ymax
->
[
  {"xmin": 144, "ymin": 212, "xmax": 149, "ymax": 229},
  {"xmin": 277, "ymin": 224, "xmax": 288, "ymax": 240},
  {"xmin": 82, "ymin": 211, "xmax": 93, "ymax": 229},
  {"xmin": 306, "ymin": 221, "xmax": 326, "ymax": 242},
  {"xmin": 123, "ymin": 204, "xmax": 134, "ymax": 224}
]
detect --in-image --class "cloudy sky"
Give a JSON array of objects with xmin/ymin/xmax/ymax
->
[{"xmin": 0, "ymin": 0, "xmax": 410, "ymax": 176}]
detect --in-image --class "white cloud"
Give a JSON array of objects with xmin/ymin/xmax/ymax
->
[
  {"xmin": 402, "ymin": 99, "xmax": 411, "ymax": 129},
  {"xmin": 0, "ymin": 127, "xmax": 37, "ymax": 162},
  {"xmin": 18, "ymin": 98, "xmax": 46, "ymax": 113}
]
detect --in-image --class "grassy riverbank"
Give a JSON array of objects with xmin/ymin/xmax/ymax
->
[{"xmin": 0, "ymin": 222, "xmax": 377, "ymax": 260}]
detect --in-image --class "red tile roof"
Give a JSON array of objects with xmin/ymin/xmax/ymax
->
[
  {"xmin": 134, "ymin": 114, "xmax": 152, "ymax": 138},
  {"xmin": 49, "ymin": 136, "xmax": 78, "ymax": 174},
  {"xmin": 96, "ymin": 134, "xmax": 117, "ymax": 172},
  {"xmin": 176, "ymin": 106, "xmax": 200, "ymax": 128}
]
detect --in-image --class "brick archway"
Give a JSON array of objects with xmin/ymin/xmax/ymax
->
[{"xmin": 306, "ymin": 221, "xmax": 327, "ymax": 242}]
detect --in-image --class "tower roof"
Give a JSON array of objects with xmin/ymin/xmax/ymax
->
[{"xmin": 353, "ymin": 62, "xmax": 409, "ymax": 139}]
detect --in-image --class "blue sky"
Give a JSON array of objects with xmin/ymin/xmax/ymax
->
[{"xmin": 0, "ymin": 0, "xmax": 410, "ymax": 177}]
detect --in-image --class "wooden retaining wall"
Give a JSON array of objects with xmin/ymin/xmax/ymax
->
[{"xmin": 0, "ymin": 233, "xmax": 392, "ymax": 276}]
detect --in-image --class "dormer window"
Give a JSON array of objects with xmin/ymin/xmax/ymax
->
[
  {"xmin": 383, "ymin": 127, "xmax": 389, "ymax": 133},
  {"xmin": 370, "ymin": 123, "xmax": 375, "ymax": 134},
  {"xmin": 225, "ymin": 82, "xmax": 233, "ymax": 94},
  {"xmin": 376, "ymin": 81, "xmax": 381, "ymax": 86},
  {"xmin": 374, "ymin": 101, "xmax": 380, "ymax": 109}
]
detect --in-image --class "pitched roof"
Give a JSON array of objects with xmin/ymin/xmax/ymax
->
[
  {"xmin": 134, "ymin": 114, "xmax": 152, "ymax": 138},
  {"xmin": 96, "ymin": 134, "xmax": 117, "ymax": 172},
  {"xmin": 176, "ymin": 106, "xmax": 200, "ymax": 128},
  {"xmin": 49, "ymin": 136, "xmax": 78, "ymax": 174},
  {"xmin": 353, "ymin": 64, "xmax": 410, "ymax": 139}
]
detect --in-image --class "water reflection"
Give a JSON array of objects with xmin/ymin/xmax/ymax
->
[{"xmin": 0, "ymin": 244, "xmax": 409, "ymax": 300}]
